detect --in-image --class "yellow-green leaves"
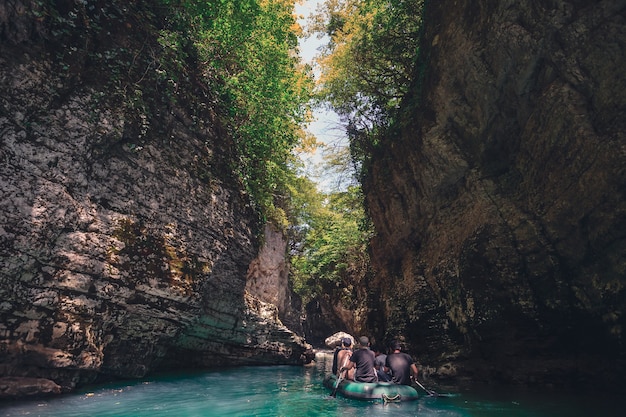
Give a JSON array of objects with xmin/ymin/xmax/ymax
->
[
  {"xmin": 289, "ymin": 183, "xmax": 372, "ymax": 302},
  {"xmin": 314, "ymin": 0, "xmax": 424, "ymax": 129},
  {"xmin": 168, "ymin": 0, "xmax": 314, "ymax": 220}
]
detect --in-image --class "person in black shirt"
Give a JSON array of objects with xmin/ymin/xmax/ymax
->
[
  {"xmin": 341, "ymin": 336, "xmax": 378, "ymax": 383},
  {"xmin": 374, "ymin": 345, "xmax": 391, "ymax": 382},
  {"xmin": 384, "ymin": 341, "xmax": 419, "ymax": 385}
]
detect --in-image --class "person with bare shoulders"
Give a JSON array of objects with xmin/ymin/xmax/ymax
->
[{"xmin": 333, "ymin": 338, "xmax": 354, "ymax": 380}]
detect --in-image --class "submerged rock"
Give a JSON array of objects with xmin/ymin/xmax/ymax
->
[{"xmin": 0, "ymin": 377, "xmax": 61, "ymax": 398}]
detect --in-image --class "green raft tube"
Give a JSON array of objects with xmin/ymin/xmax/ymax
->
[{"xmin": 323, "ymin": 374, "xmax": 419, "ymax": 402}]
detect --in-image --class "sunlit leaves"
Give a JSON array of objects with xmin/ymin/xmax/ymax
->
[
  {"xmin": 313, "ymin": 0, "xmax": 424, "ymax": 130},
  {"xmin": 164, "ymin": 0, "xmax": 314, "ymax": 219},
  {"xmin": 289, "ymin": 183, "xmax": 372, "ymax": 302},
  {"xmin": 286, "ymin": 0, "xmax": 426, "ymax": 301}
]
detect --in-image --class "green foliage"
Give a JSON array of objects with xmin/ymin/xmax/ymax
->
[
  {"xmin": 289, "ymin": 182, "xmax": 372, "ymax": 303},
  {"xmin": 312, "ymin": 0, "xmax": 424, "ymax": 166},
  {"xmin": 287, "ymin": 0, "xmax": 426, "ymax": 302},
  {"xmin": 314, "ymin": 0, "xmax": 423, "ymax": 121},
  {"xmin": 160, "ymin": 0, "xmax": 314, "ymax": 220}
]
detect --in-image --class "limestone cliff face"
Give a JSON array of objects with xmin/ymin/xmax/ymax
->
[
  {"xmin": 0, "ymin": 0, "xmax": 306, "ymax": 398},
  {"xmin": 364, "ymin": 0, "xmax": 625, "ymax": 388},
  {"xmin": 245, "ymin": 224, "xmax": 303, "ymax": 335}
]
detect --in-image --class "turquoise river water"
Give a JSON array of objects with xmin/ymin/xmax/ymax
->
[{"xmin": 1, "ymin": 352, "xmax": 624, "ymax": 416}]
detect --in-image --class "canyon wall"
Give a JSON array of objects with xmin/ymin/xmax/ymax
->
[
  {"xmin": 364, "ymin": 0, "xmax": 625, "ymax": 388},
  {"xmin": 0, "ymin": 0, "xmax": 306, "ymax": 398}
]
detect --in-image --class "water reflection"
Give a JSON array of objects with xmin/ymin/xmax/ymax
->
[{"xmin": 1, "ymin": 352, "xmax": 623, "ymax": 417}]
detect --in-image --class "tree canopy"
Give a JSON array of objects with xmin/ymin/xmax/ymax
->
[
  {"xmin": 309, "ymin": 0, "xmax": 424, "ymax": 184},
  {"xmin": 289, "ymin": 182, "xmax": 372, "ymax": 304},
  {"xmin": 286, "ymin": 0, "xmax": 424, "ymax": 303},
  {"xmin": 311, "ymin": 0, "xmax": 423, "ymax": 130},
  {"xmin": 160, "ymin": 0, "xmax": 315, "ymax": 224}
]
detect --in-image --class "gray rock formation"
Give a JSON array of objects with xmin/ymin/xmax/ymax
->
[
  {"xmin": 363, "ymin": 0, "xmax": 626, "ymax": 388},
  {"xmin": 246, "ymin": 224, "xmax": 303, "ymax": 335},
  {"xmin": 0, "ymin": 0, "xmax": 307, "ymax": 398},
  {"xmin": 324, "ymin": 332, "xmax": 355, "ymax": 349}
]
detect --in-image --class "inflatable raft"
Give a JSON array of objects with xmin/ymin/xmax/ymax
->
[{"xmin": 324, "ymin": 374, "xmax": 419, "ymax": 402}]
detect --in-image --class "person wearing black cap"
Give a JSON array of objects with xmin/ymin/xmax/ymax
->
[
  {"xmin": 340, "ymin": 336, "xmax": 378, "ymax": 383},
  {"xmin": 332, "ymin": 337, "xmax": 354, "ymax": 379},
  {"xmin": 384, "ymin": 341, "xmax": 419, "ymax": 385}
]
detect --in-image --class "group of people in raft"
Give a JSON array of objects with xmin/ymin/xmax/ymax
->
[{"xmin": 332, "ymin": 336, "xmax": 419, "ymax": 385}]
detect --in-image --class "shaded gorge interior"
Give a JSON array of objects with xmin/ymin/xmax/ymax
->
[{"xmin": 0, "ymin": 0, "xmax": 624, "ymax": 401}]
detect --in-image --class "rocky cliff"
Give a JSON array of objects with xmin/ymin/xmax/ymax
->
[
  {"xmin": 0, "ymin": 0, "xmax": 307, "ymax": 399},
  {"xmin": 364, "ymin": 0, "xmax": 625, "ymax": 388}
]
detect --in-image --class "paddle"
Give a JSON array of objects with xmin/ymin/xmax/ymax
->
[
  {"xmin": 331, "ymin": 355, "xmax": 350, "ymax": 398},
  {"xmin": 413, "ymin": 378, "xmax": 451, "ymax": 397},
  {"xmin": 330, "ymin": 370, "xmax": 344, "ymax": 397}
]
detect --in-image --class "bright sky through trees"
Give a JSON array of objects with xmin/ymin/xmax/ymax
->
[{"xmin": 295, "ymin": 0, "xmax": 349, "ymax": 192}]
